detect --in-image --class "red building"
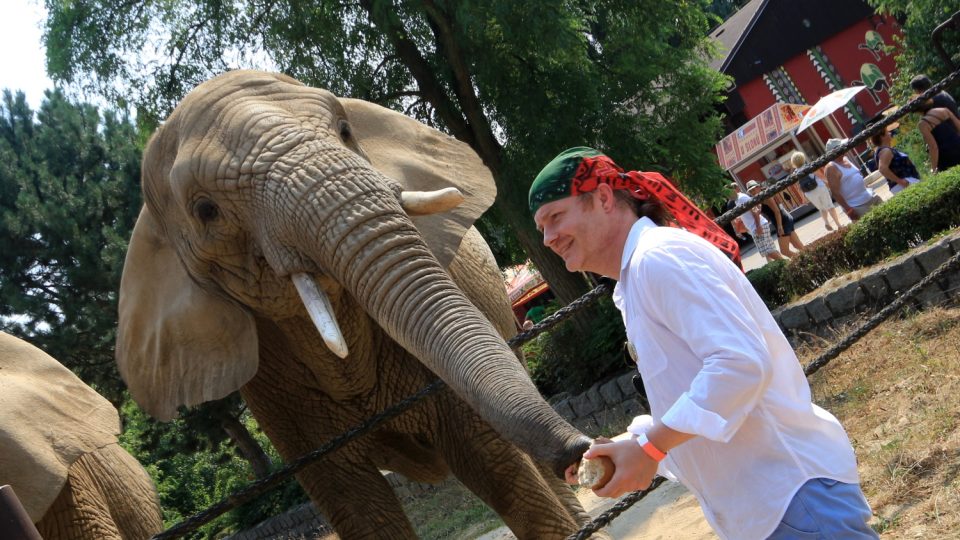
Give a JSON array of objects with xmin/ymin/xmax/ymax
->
[{"xmin": 711, "ymin": 0, "xmax": 903, "ymax": 194}]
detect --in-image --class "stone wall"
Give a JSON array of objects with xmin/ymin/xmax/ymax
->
[{"xmin": 772, "ymin": 231, "xmax": 960, "ymax": 340}]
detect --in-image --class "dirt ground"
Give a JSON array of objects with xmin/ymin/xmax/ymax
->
[{"xmin": 318, "ymin": 305, "xmax": 960, "ymax": 539}]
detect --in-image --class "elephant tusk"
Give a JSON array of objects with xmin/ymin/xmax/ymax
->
[
  {"xmin": 291, "ymin": 273, "xmax": 349, "ymax": 358},
  {"xmin": 399, "ymin": 187, "xmax": 465, "ymax": 216}
]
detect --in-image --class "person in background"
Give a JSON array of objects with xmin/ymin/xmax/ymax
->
[
  {"xmin": 529, "ymin": 147, "xmax": 876, "ymax": 540},
  {"xmin": 916, "ymin": 97, "xmax": 960, "ymax": 174},
  {"xmin": 911, "ymin": 74, "xmax": 959, "ymax": 118},
  {"xmin": 734, "ymin": 183, "xmax": 786, "ymax": 263},
  {"xmin": 823, "ymin": 138, "xmax": 882, "ymax": 221},
  {"xmin": 786, "ymin": 151, "xmax": 845, "ymax": 230},
  {"xmin": 869, "ymin": 123, "xmax": 921, "ymax": 195},
  {"xmin": 746, "ymin": 180, "xmax": 805, "ymax": 257}
]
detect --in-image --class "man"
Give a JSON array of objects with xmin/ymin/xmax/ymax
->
[
  {"xmin": 911, "ymin": 74, "xmax": 959, "ymax": 118},
  {"xmin": 530, "ymin": 147, "xmax": 877, "ymax": 539},
  {"xmin": 736, "ymin": 181, "xmax": 788, "ymax": 262}
]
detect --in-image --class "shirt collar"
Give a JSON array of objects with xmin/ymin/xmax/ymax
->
[{"xmin": 619, "ymin": 217, "xmax": 658, "ymax": 276}]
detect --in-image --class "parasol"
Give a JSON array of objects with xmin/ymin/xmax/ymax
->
[{"xmin": 796, "ymin": 86, "xmax": 867, "ymax": 133}]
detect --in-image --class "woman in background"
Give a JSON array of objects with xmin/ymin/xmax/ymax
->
[
  {"xmin": 917, "ymin": 98, "xmax": 960, "ymax": 173},
  {"xmin": 787, "ymin": 151, "xmax": 845, "ymax": 230},
  {"xmin": 870, "ymin": 124, "xmax": 921, "ymax": 195}
]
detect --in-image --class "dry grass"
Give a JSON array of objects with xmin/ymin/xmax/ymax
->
[{"xmin": 799, "ymin": 306, "xmax": 960, "ymax": 538}]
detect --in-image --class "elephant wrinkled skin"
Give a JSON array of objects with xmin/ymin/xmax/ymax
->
[
  {"xmin": 116, "ymin": 70, "xmax": 594, "ymax": 539},
  {"xmin": 0, "ymin": 332, "xmax": 163, "ymax": 540}
]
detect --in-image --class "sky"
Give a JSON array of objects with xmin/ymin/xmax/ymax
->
[{"xmin": 0, "ymin": 1, "xmax": 52, "ymax": 109}]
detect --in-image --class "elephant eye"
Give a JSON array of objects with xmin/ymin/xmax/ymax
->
[
  {"xmin": 338, "ymin": 119, "xmax": 352, "ymax": 141},
  {"xmin": 194, "ymin": 199, "xmax": 220, "ymax": 223}
]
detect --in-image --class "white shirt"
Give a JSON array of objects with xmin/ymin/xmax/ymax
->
[
  {"xmin": 735, "ymin": 192, "xmax": 768, "ymax": 235},
  {"xmin": 612, "ymin": 218, "xmax": 860, "ymax": 540}
]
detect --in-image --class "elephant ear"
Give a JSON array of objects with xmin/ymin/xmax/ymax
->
[
  {"xmin": 116, "ymin": 206, "xmax": 258, "ymax": 421},
  {"xmin": 0, "ymin": 332, "xmax": 120, "ymax": 521},
  {"xmin": 341, "ymin": 98, "xmax": 496, "ymax": 268}
]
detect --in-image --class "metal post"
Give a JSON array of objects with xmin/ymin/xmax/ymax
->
[{"xmin": 0, "ymin": 485, "xmax": 42, "ymax": 540}]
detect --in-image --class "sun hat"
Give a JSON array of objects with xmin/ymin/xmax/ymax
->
[
  {"xmin": 824, "ymin": 138, "xmax": 849, "ymax": 153},
  {"xmin": 745, "ymin": 180, "xmax": 761, "ymax": 190}
]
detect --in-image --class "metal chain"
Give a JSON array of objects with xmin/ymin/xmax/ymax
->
[
  {"xmin": 151, "ymin": 379, "xmax": 446, "ymax": 539},
  {"xmin": 566, "ymin": 477, "xmax": 668, "ymax": 540},
  {"xmin": 805, "ymin": 249, "xmax": 960, "ymax": 376},
  {"xmin": 508, "ymin": 282, "xmax": 614, "ymax": 347}
]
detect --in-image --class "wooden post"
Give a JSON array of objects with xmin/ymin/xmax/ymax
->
[{"xmin": 0, "ymin": 485, "xmax": 43, "ymax": 540}]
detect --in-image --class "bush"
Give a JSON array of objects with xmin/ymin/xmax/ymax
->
[
  {"xmin": 745, "ymin": 259, "xmax": 788, "ymax": 309},
  {"xmin": 747, "ymin": 168, "xmax": 960, "ymax": 309},
  {"xmin": 525, "ymin": 296, "xmax": 628, "ymax": 397},
  {"xmin": 779, "ymin": 227, "xmax": 858, "ymax": 300},
  {"xmin": 845, "ymin": 167, "xmax": 960, "ymax": 265}
]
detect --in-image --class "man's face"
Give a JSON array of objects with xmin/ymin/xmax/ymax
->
[{"xmin": 534, "ymin": 194, "xmax": 602, "ymax": 272}]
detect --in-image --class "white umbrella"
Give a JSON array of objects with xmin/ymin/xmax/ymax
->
[{"xmin": 796, "ymin": 86, "xmax": 867, "ymax": 133}]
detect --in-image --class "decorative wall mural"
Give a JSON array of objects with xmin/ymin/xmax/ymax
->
[
  {"xmin": 763, "ymin": 66, "xmax": 804, "ymax": 104},
  {"xmin": 852, "ymin": 63, "xmax": 889, "ymax": 105},
  {"xmin": 857, "ymin": 30, "xmax": 887, "ymax": 61},
  {"xmin": 806, "ymin": 46, "xmax": 867, "ymax": 126}
]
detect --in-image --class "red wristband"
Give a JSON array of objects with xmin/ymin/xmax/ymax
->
[{"xmin": 636, "ymin": 433, "xmax": 667, "ymax": 462}]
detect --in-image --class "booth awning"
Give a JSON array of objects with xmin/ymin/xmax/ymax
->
[{"xmin": 715, "ymin": 103, "xmax": 811, "ymax": 170}]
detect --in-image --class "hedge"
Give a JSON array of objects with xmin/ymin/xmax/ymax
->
[{"xmin": 747, "ymin": 167, "xmax": 960, "ymax": 307}]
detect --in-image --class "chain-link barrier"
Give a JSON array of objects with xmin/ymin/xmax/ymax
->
[{"xmin": 153, "ymin": 40, "xmax": 960, "ymax": 540}]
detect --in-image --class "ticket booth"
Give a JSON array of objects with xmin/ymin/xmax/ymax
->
[{"xmin": 715, "ymin": 102, "xmax": 849, "ymax": 213}]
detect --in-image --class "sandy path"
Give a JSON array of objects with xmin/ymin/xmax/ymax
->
[{"xmin": 477, "ymin": 480, "xmax": 716, "ymax": 540}]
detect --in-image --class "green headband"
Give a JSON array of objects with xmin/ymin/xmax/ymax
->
[{"xmin": 528, "ymin": 147, "xmax": 606, "ymax": 214}]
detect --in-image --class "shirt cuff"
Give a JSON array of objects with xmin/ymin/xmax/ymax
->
[{"xmin": 661, "ymin": 392, "xmax": 737, "ymax": 443}]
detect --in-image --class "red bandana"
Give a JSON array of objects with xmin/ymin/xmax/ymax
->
[{"xmin": 571, "ymin": 155, "xmax": 742, "ymax": 268}]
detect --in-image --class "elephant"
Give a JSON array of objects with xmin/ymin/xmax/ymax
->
[
  {"xmin": 0, "ymin": 332, "xmax": 163, "ymax": 540},
  {"xmin": 115, "ymin": 70, "xmax": 596, "ymax": 539}
]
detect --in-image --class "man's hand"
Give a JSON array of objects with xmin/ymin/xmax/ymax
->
[
  {"xmin": 583, "ymin": 438, "xmax": 658, "ymax": 498},
  {"xmin": 564, "ymin": 436, "xmax": 613, "ymax": 485}
]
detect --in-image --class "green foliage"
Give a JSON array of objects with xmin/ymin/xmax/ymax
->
[
  {"xmin": 866, "ymin": 0, "xmax": 960, "ymax": 91},
  {"xmin": 0, "ymin": 89, "xmax": 141, "ymax": 401},
  {"xmin": 43, "ymin": 0, "xmax": 734, "ymax": 270},
  {"xmin": 780, "ymin": 228, "xmax": 859, "ymax": 299},
  {"xmin": 744, "ymin": 259, "xmax": 789, "ymax": 309},
  {"xmin": 526, "ymin": 296, "xmax": 628, "ymax": 397},
  {"xmin": 119, "ymin": 399, "xmax": 308, "ymax": 538},
  {"xmin": 845, "ymin": 167, "xmax": 960, "ymax": 263}
]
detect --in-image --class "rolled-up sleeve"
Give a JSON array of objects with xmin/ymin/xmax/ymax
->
[{"xmin": 638, "ymin": 246, "xmax": 773, "ymax": 442}]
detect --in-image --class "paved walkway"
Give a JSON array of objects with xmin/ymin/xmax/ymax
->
[{"xmin": 740, "ymin": 177, "xmax": 894, "ymax": 272}]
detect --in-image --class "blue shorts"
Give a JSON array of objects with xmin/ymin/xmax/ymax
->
[{"xmin": 766, "ymin": 478, "xmax": 878, "ymax": 539}]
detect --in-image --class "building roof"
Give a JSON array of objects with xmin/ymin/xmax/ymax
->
[
  {"xmin": 708, "ymin": 0, "xmax": 768, "ymax": 73},
  {"xmin": 708, "ymin": 0, "xmax": 876, "ymax": 84}
]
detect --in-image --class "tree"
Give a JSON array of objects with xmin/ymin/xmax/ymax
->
[
  {"xmin": 0, "ymin": 89, "xmax": 141, "ymax": 400},
  {"xmin": 867, "ymin": 0, "xmax": 960, "ymax": 88},
  {"xmin": 0, "ymin": 90, "xmax": 274, "ymax": 518},
  {"xmin": 44, "ymin": 0, "xmax": 731, "ymax": 308}
]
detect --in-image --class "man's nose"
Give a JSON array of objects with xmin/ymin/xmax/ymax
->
[{"xmin": 542, "ymin": 227, "xmax": 556, "ymax": 247}]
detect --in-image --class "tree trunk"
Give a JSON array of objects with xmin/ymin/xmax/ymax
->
[{"xmin": 220, "ymin": 415, "xmax": 272, "ymax": 479}]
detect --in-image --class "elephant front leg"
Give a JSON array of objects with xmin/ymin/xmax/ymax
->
[
  {"xmin": 435, "ymin": 401, "xmax": 581, "ymax": 540},
  {"xmin": 295, "ymin": 454, "xmax": 418, "ymax": 539}
]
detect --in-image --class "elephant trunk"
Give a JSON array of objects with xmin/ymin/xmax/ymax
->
[
  {"xmin": 344, "ymin": 227, "xmax": 589, "ymax": 476},
  {"xmin": 272, "ymin": 154, "xmax": 590, "ymax": 476}
]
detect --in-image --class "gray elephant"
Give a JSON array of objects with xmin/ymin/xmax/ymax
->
[
  {"xmin": 116, "ymin": 70, "xmax": 595, "ymax": 539},
  {"xmin": 0, "ymin": 332, "xmax": 163, "ymax": 539}
]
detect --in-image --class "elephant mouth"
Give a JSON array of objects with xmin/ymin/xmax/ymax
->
[{"xmin": 286, "ymin": 187, "xmax": 466, "ymax": 360}]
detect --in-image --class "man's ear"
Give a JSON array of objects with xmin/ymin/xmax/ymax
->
[{"xmin": 597, "ymin": 183, "xmax": 618, "ymax": 212}]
